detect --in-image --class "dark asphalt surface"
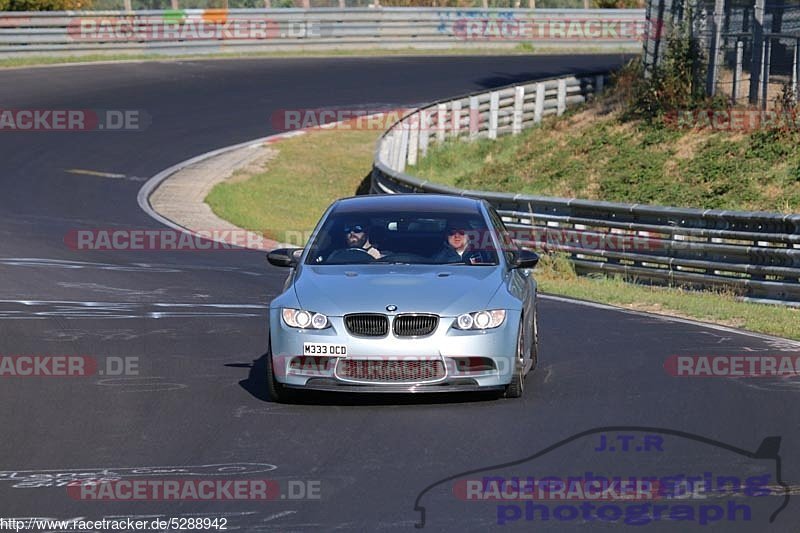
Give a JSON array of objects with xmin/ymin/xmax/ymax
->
[{"xmin": 0, "ymin": 55, "xmax": 798, "ymax": 532}]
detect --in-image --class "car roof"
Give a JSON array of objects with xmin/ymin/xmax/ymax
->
[{"xmin": 331, "ymin": 194, "xmax": 485, "ymax": 215}]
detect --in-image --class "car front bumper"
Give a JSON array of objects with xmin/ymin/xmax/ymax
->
[{"xmin": 269, "ymin": 309, "xmax": 519, "ymax": 391}]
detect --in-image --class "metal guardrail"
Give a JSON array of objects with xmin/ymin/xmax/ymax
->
[
  {"xmin": 371, "ymin": 71, "xmax": 800, "ymax": 303},
  {"xmin": 0, "ymin": 8, "xmax": 645, "ymax": 57}
]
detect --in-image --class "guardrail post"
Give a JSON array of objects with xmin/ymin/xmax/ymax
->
[
  {"xmin": 534, "ymin": 82, "xmax": 545, "ymax": 123},
  {"xmin": 436, "ymin": 104, "xmax": 446, "ymax": 143},
  {"xmin": 489, "ymin": 92, "xmax": 499, "ymax": 140},
  {"xmin": 380, "ymin": 135, "xmax": 391, "ymax": 166},
  {"xmin": 397, "ymin": 127, "xmax": 409, "ymax": 172},
  {"xmin": 419, "ymin": 109, "xmax": 430, "ymax": 158},
  {"xmin": 469, "ymin": 96, "xmax": 479, "ymax": 140},
  {"xmin": 407, "ymin": 115, "xmax": 419, "ymax": 167},
  {"xmin": 512, "ymin": 86, "xmax": 524, "ymax": 135},
  {"xmin": 391, "ymin": 129, "xmax": 403, "ymax": 170},
  {"xmin": 451, "ymin": 100, "xmax": 461, "ymax": 138},
  {"xmin": 557, "ymin": 78, "xmax": 567, "ymax": 115}
]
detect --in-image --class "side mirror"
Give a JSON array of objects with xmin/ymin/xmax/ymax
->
[
  {"xmin": 511, "ymin": 249, "xmax": 539, "ymax": 269},
  {"xmin": 267, "ymin": 248, "xmax": 302, "ymax": 268}
]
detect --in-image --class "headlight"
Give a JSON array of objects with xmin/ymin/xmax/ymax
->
[
  {"xmin": 453, "ymin": 310, "xmax": 506, "ymax": 330},
  {"xmin": 282, "ymin": 308, "xmax": 330, "ymax": 329}
]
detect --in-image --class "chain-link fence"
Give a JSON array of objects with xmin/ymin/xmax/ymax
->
[
  {"xmin": 645, "ymin": 0, "xmax": 800, "ymax": 108},
  {"xmin": 718, "ymin": 1, "xmax": 800, "ymax": 107}
]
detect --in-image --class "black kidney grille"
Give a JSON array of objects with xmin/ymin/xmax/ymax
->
[
  {"xmin": 344, "ymin": 314, "xmax": 388, "ymax": 337},
  {"xmin": 336, "ymin": 359, "xmax": 445, "ymax": 382},
  {"xmin": 393, "ymin": 314, "xmax": 439, "ymax": 337}
]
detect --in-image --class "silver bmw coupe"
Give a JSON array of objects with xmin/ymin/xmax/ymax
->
[{"xmin": 266, "ymin": 194, "xmax": 539, "ymax": 401}]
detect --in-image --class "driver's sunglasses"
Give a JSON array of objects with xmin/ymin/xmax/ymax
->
[
  {"xmin": 448, "ymin": 229, "xmax": 466, "ymax": 236},
  {"xmin": 343, "ymin": 225, "xmax": 365, "ymax": 234}
]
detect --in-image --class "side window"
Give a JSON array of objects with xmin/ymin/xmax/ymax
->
[{"xmin": 487, "ymin": 207, "xmax": 519, "ymax": 264}]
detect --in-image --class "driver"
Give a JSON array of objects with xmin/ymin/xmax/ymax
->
[{"xmin": 343, "ymin": 223, "xmax": 382, "ymax": 260}]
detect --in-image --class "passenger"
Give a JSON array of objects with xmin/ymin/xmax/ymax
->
[{"xmin": 433, "ymin": 225, "xmax": 473, "ymax": 264}]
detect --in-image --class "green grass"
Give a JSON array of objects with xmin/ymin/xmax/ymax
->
[
  {"xmin": 535, "ymin": 254, "xmax": 800, "ymax": 340},
  {"xmin": 205, "ymin": 128, "xmax": 381, "ymax": 244},
  {"xmin": 411, "ymin": 106, "xmax": 800, "ymax": 213},
  {"xmin": 0, "ymin": 45, "xmax": 634, "ymax": 69},
  {"xmin": 206, "ymin": 126, "xmax": 800, "ymax": 341}
]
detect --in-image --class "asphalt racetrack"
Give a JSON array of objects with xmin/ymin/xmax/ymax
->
[{"xmin": 1, "ymin": 55, "xmax": 798, "ymax": 532}]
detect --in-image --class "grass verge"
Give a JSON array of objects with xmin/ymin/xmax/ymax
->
[
  {"xmin": 205, "ymin": 126, "xmax": 800, "ymax": 341},
  {"xmin": 205, "ymin": 127, "xmax": 380, "ymax": 244},
  {"xmin": 535, "ymin": 254, "xmax": 799, "ymax": 340},
  {"xmin": 410, "ymin": 102, "xmax": 800, "ymax": 213}
]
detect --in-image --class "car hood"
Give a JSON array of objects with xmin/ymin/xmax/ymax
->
[{"xmin": 293, "ymin": 265, "xmax": 504, "ymax": 317}]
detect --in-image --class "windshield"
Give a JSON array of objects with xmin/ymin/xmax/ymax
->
[{"xmin": 304, "ymin": 210, "xmax": 501, "ymax": 266}]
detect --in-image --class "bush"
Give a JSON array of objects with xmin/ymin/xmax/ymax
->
[{"xmin": 623, "ymin": 20, "xmax": 712, "ymax": 121}]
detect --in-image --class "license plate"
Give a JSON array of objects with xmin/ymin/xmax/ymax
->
[{"xmin": 303, "ymin": 343, "xmax": 347, "ymax": 357}]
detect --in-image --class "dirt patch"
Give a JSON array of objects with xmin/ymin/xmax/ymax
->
[
  {"xmin": 226, "ymin": 145, "xmax": 279, "ymax": 184},
  {"xmin": 564, "ymin": 105, "xmax": 615, "ymax": 131},
  {"xmin": 623, "ymin": 301, "xmax": 747, "ymax": 329},
  {"xmin": 673, "ymin": 131, "xmax": 706, "ymax": 160},
  {"xmin": 663, "ymin": 131, "xmax": 704, "ymax": 177},
  {"xmin": 583, "ymin": 168, "xmax": 603, "ymax": 199}
]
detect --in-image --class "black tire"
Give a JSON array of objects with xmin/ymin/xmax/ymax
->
[
  {"xmin": 529, "ymin": 310, "xmax": 539, "ymax": 373},
  {"xmin": 504, "ymin": 324, "xmax": 525, "ymax": 399},
  {"xmin": 266, "ymin": 341, "xmax": 294, "ymax": 404}
]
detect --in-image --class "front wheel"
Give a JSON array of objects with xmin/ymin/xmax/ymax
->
[
  {"xmin": 503, "ymin": 324, "xmax": 526, "ymax": 399},
  {"xmin": 530, "ymin": 311, "xmax": 539, "ymax": 372},
  {"xmin": 266, "ymin": 342, "xmax": 294, "ymax": 403}
]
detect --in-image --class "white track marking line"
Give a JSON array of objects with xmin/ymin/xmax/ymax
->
[{"xmin": 539, "ymin": 293, "xmax": 800, "ymax": 347}]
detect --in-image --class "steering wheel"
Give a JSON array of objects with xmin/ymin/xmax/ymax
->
[
  {"xmin": 325, "ymin": 247, "xmax": 376, "ymax": 264},
  {"xmin": 375, "ymin": 252, "xmax": 427, "ymax": 263}
]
